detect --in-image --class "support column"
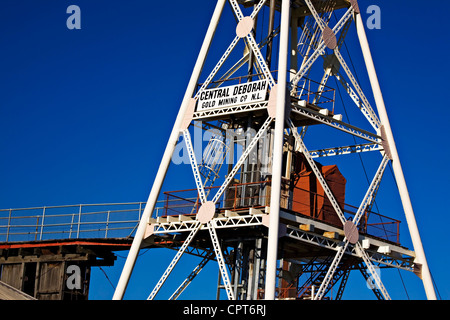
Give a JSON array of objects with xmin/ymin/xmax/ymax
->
[
  {"xmin": 264, "ymin": 0, "xmax": 290, "ymax": 300},
  {"xmin": 355, "ymin": 12, "xmax": 436, "ymax": 300},
  {"xmin": 112, "ymin": 0, "xmax": 226, "ymax": 300}
]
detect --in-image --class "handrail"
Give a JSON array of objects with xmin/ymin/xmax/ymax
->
[
  {"xmin": 0, "ymin": 201, "xmax": 165, "ymax": 243},
  {"xmin": 1, "ymin": 181, "xmax": 400, "ymax": 244},
  {"xmin": 162, "ymin": 180, "xmax": 400, "ymax": 244}
]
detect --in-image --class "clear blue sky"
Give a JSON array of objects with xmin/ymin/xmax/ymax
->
[{"xmin": 0, "ymin": 0, "xmax": 449, "ymax": 300}]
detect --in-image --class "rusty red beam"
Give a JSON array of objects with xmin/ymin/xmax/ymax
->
[{"xmin": 0, "ymin": 239, "xmax": 132, "ymax": 250}]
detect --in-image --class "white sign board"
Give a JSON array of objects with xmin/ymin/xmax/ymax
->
[{"xmin": 196, "ymin": 79, "xmax": 268, "ymax": 112}]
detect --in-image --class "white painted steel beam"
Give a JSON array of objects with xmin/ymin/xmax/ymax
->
[
  {"xmin": 112, "ymin": 0, "xmax": 227, "ymax": 300},
  {"xmin": 212, "ymin": 116, "xmax": 273, "ymax": 204},
  {"xmin": 290, "ymin": 105, "xmax": 381, "ymax": 143},
  {"xmin": 193, "ymin": 101, "xmax": 268, "ymax": 120},
  {"xmin": 314, "ymin": 243, "xmax": 349, "ymax": 300},
  {"xmin": 290, "ymin": 6, "xmax": 354, "ymax": 88},
  {"xmin": 208, "ymin": 221, "xmax": 235, "ymax": 300},
  {"xmin": 334, "ymin": 71, "xmax": 381, "ymax": 130},
  {"xmin": 264, "ymin": 0, "xmax": 290, "ymax": 300},
  {"xmin": 284, "ymin": 225, "xmax": 414, "ymax": 272},
  {"xmin": 147, "ymin": 222, "xmax": 202, "ymax": 300},
  {"xmin": 289, "ymin": 118, "xmax": 347, "ymax": 225},
  {"xmin": 356, "ymin": 242, "xmax": 390, "ymax": 300},
  {"xmin": 169, "ymin": 252, "xmax": 214, "ymax": 300},
  {"xmin": 355, "ymin": 10, "xmax": 437, "ymax": 300},
  {"xmin": 230, "ymin": 0, "xmax": 275, "ymax": 87},
  {"xmin": 309, "ymin": 143, "xmax": 382, "ymax": 158},
  {"xmin": 215, "ymin": 27, "xmax": 280, "ymax": 88},
  {"xmin": 333, "ymin": 49, "xmax": 381, "ymax": 130},
  {"xmin": 353, "ymin": 155, "xmax": 389, "ymax": 226},
  {"xmin": 182, "ymin": 129, "xmax": 207, "ymax": 204},
  {"xmin": 195, "ymin": 36, "xmax": 241, "ymax": 98},
  {"xmin": 313, "ymin": 155, "xmax": 390, "ymax": 300},
  {"xmin": 151, "ymin": 213, "xmax": 265, "ymax": 234}
]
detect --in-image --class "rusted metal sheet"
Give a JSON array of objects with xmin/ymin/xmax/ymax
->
[{"xmin": 291, "ymin": 153, "xmax": 346, "ymax": 227}]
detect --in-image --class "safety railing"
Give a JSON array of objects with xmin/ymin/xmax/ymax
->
[
  {"xmin": 289, "ymin": 185, "xmax": 400, "ymax": 244},
  {"xmin": 1, "ymin": 186, "xmax": 400, "ymax": 244},
  {"xmin": 0, "ymin": 202, "xmax": 165, "ymax": 243},
  {"xmin": 161, "ymin": 182, "xmax": 400, "ymax": 244},
  {"xmin": 162, "ymin": 180, "xmax": 270, "ymax": 217},
  {"xmin": 288, "ymin": 72, "xmax": 336, "ymax": 111}
]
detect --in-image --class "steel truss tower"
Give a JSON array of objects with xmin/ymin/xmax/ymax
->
[{"xmin": 113, "ymin": 0, "xmax": 436, "ymax": 300}]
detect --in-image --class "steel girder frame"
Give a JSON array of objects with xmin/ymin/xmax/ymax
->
[
  {"xmin": 288, "ymin": 103, "xmax": 392, "ymax": 300},
  {"xmin": 283, "ymin": 0, "xmax": 435, "ymax": 300},
  {"xmin": 354, "ymin": 4, "xmax": 436, "ymax": 299},
  {"xmin": 284, "ymin": 226, "xmax": 415, "ymax": 273},
  {"xmin": 169, "ymin": 252, "xmax": 215, "ymax": 300},
  {"xmin": 145, "ymin": 0, "xmax": 278, "ymax": 300},
  {"xmin": 115, "ymin": 0, "xmax": 436, "ymax": 301},
  {"xmin": 286, "ymin": 0, "xmax": 392, "ymax": 299},
  {"xmin": 112, "ymin": 0, "xmax": 228, "ymax": 300},
  {"xmin": 147, "ymin": 117, "xmax": 273, "ymax": 300},
  {"xmin": 290, "ymin": 3, "xmax": 354, "ymax": 91},
  {"xmin": 289, "ymin": 119, "xmax": 389, "ymax": 269}
]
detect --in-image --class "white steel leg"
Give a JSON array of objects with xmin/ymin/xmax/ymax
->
[
  {"xmin": 356, "ymin": 242, "xmax": 391, "ymax": 300},
  {"xmin": 112, "ymin": 0, "xmax": 227, "ymax": 300},
  {"xmin": 353, "ymin": 155, "xmax": 389, "ymax": 226},
  {"xmin": 195, "ymin": 35, "xmax": 240, "ymax": 97},
  {"xmin": 183, "ymin": 129, "xmax": 207, "ymax": 204},
  {"xmin": 230, "ymin": 0, "xmax": 275, "ymax": 87},
  {"xmin": 147, "ymin": 222, "xmax": 202, "ymax": 300},
  {"xmin": 264, "ymin": 0, "xmax": 290, "ymax": 300},
  {"xmin": 355, "ymin": 11, "xmax": 436, "ymax": 300},
  {"xmin": 333, "ymin": 49, "xmax": 380, "ymax": 130},
  {"xmin": 208, "ymin": 221, "xmax": 235, "ymax": 300},
  {"xmin": 169, "ymin": 251, "xmax": 214, "ymax": 300},
  {"xmin": 314, "ymin": 242, "xmax": 349, "ymax": 300},
  {"xmin": 212, "ymin": 116, "xmax": 273, "ymax": 204},
  {"xmin": 290, "ymin": 6, "xmax": 354, "ymax": 88},
  {"xmin": 289, "ymin": 119, "xmax": 347, "ymax": 224},
  {"xmin": 314, "ymin": 155, "xmax": 389, "ymax": 300},
  {"xmin": 334, "ymin": 72, "xmax": 380, "ymax": 130}
]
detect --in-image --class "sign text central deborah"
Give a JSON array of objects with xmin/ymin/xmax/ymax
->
[{"xmin": 197, "ymin": 79, "xmax": 268, "ymax": 112}]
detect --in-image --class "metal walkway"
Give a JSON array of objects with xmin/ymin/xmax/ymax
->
[{"xmin": 0, "ymin": 201, "xmax": 170, "ymax": 300}]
